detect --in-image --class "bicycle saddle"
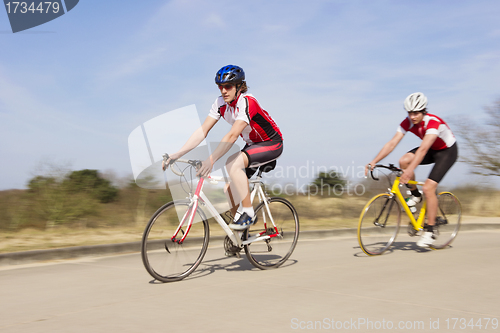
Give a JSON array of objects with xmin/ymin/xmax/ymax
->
[
  {"xmin": 246, "ymin": 160, "xmax": 277, "ymax": 178},
  {"xmin": 259, "ymin": 160, "xmax": 277, "ymax": 173}
]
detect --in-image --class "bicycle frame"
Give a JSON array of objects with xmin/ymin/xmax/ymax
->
[
  {"xmin": 390, "ymin": 176, "xmax": 426, "ymax": 231},
  {"xmin": 171, "ymin": 174, "xmax": 279, "ymax": 248}
]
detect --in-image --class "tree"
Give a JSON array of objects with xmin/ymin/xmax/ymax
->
[
  {"xmin": 455, "ymin": 98, "xmax": 500, "ymax": 176},
  {"xmin": 64, "ymin": 169, "xmax": 118, "ymax": 203},
  {"xmin": 28, "ymin": 175, "xmax": 57, "ymax": 192},
  {"xmin": 310, "ymin": 170, "xmax": 347, "ymax": 196},
  {"xmin": 27, "ymin": 174, "xmax": 99, "ymax": 229}
]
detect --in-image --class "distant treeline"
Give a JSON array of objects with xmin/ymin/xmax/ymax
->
[
  {"xmin": 0, "ymin": 169, "xmax": 172, "ymax": 231},
  {"xmin": 1, "ymin": 168, "xmax": 499, "ymax": 232}
]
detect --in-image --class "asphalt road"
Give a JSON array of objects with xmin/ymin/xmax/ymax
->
[{"xmin": 1, "ymin": 230, "xmax": 499, "ymax": 333}]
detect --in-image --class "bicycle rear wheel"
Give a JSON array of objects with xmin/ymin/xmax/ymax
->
[
  {"xmin": 141, "ymin": 200, "xmax": 209, "ymax": 282},
  {"xmin": 358, "ymin": 193, "xmax": 401, "ymax": 256},
  {"xmin": 243, "ymin": 197, "xmax": 299, "ymax": 269},
  {"xmin": 430, "ymin": 192, "xmax": 461, "ymax": 249}
]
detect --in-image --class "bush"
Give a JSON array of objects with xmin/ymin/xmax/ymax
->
[
  {"xmin": 27, "ymin": 174, "xmax": 100, "ymax": 229},
  {"xmin": 64, "ymin": 169, "xmax": 118, "ymax": 203},
  {"xmin": 309, "ymin": 170, "xmax": 347, "ymax": 197}
]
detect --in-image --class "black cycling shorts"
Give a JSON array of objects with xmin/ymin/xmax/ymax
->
[
  {"xmin": 242, "ymin": 140, "xmax": 283, "ymax": 178},
  {"xmin": 408, "ymin": 143, "xmax": 458, "ymax": 183}
]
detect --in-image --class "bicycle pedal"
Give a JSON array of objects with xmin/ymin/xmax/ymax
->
[
  {"xmin": 221, "ymin": 210, "xmax": 234, "ymax": 225},
  {"xmin": 407, "ymin": 225, "xmax": 418, "ymax": 237},
  {"xmin": 225, "ymin": 251, "xmax": 241, "ymax": 258},
  {"xmin": 436, "ymin": 216, "xmax": 447, "ymax": 225}
]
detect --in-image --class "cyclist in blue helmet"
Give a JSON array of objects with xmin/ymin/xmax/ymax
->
[
  {"xmin": 215, "ymin": 65, "xmax": 245, "ymax": 93},
  {"xmin": 164, "ymin": 65, "xmax": 283, "ymax": 231}
]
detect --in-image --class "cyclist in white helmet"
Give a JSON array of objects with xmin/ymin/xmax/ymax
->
[{"xmin": 365, "ymin": 92, "xmax": 458, "ymax": 247}]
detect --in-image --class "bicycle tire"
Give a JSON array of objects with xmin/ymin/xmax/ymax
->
[
  {"xmin": 141, "ymin": 200, "xmax": 209, "ymax": 282},
  {"xmin": 358, "ymin": 193, "xmax": 401, "ymax": 256},
  {"xmin": 429, "ymin": 192, "xmax": 461, "ymax": 250},
  {"xmin": 243, "ymin": 197, "xmax": 299, "ymax": 269}
]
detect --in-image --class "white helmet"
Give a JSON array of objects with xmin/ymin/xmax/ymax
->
[{"xmin": 404, "ymin": 92, "xmax": 428, "ymax": 112}]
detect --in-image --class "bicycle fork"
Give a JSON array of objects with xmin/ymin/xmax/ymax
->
[
  {"xmin": 373, "ymin": 196, "xmax": 395, "ymax": 228},
  {"xmin": 171, "ymin": 178, "xmax": 206, "ymax": 244}
]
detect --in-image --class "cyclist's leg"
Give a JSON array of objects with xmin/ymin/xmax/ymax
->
[
  {"xmin": 399, "ymin": 148, "xmax": 418, "ymax": 170},
  {"xmin": 227, "ymin": 141, "xmax": 283, "ymax": 229},
  {"xmin": 224, "ymin": 183, "xmax": 240, "ymax": 217},
  {"xmin": 226, "ymin": 151, "xmax": 252, "ymax": 224},
  {"xmin": 423, "ymin": 179, "xmax": 439, "ymax": 226},
  {"xmin": 399, "ymin": 147, "xmax": 433, "ymax": 191},
  {"xmin": 399, "ymin": 152, "xmax": 417, "ymax": 191},
  {"xmin": 425, "ymin": 144, "xmax": 458, "ymax": 226},
  {"xmin": 418, "ymin": 144, "xmax": 458, "ymax": 247},
  {"xmin": 232, "ymin": 141, "xmax": 283, "ymax": 205}
]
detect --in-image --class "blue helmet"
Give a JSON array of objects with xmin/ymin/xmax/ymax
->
[{"xmin": 215, "ymin": 65, "xmax": 245, "ymax": 85}]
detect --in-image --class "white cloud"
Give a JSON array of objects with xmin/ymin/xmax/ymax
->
[{"xmin": 203, "ymin": 13, "xmax": 225, "ymax": 29}]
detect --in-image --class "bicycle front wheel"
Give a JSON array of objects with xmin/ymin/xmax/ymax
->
[
  {"xmin": 430, "ymin": 192, "xmax": 461, "ymax": 249},
  {"xmin": 243, "ymin": 197, "xmax": 299, "ymax": 269},
  {"xmin": 358, "ymin": 193, "xmax": 401, "ymax": 256},
  {"xmin": 141, "ymin": 200, "xmax": 209, "ymax": 282}
]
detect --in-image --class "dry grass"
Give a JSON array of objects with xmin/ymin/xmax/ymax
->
[
  {"xmin": 450, "ymin": 186, "xmax": 500, "ymax": 217},
  {"xmin": 0, "ymin": 226, "xmax": 144, "ymax": 254}
]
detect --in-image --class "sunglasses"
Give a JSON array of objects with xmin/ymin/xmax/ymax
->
[{"xmin": 218, "ymin": 84, "xmax": 234, "ymax": 90}]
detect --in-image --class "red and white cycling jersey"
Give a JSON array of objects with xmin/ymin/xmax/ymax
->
[
  {"xmin": 397, "ymin": 113, "xmax": 456, "ymax": 150},
  {"xmin": 208, "ymin": 93, "xmax": 282, "ymax": 144}
]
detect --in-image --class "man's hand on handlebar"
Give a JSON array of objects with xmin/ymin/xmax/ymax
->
[
  {"xmin": 196, "ymin": 158, "xmax": 213, "ymax": 178},
  {"xmin": 399, "ymin": 168, "xmax": 414, "ymax": 184},
  {"xmin": 365, "ymin": 162, "xmax": 376, "ymax": 177},
  {"xmin": 162, "ymin": 153, "xmax": 217, "ymax": 179},
  {"xmin": 162, "ymin": 152, "xmax": 180, "ymax": 171}
]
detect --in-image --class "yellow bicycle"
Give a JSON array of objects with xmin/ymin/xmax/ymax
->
[{"xmin": 358, "ymin": 164, "xmax": 461, "ymax": 255}]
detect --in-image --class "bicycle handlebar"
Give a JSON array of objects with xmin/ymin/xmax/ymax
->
[
  {"xmin": 368, "ymin": 163, "xmax": 403, "ymax": 181},
  {"xmin": 162, "ymin": 153, "xmax": 223, "ymax": 184}
]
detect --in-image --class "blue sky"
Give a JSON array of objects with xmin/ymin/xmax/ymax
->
[{"xmin": 1, "ymin": 0, "xmax": 500, "ymax": 190}]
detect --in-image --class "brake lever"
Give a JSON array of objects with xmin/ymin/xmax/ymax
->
[
  {"xmin": 162, "ymin": 153, "xmax": 170, "ymax": 171},
  {"xmin": 163, "ymin": 153, "xmax": 184, "ymax": 176}
]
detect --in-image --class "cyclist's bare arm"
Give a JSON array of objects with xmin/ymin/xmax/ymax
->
[
  {"xmin": 197, "ymin": 120, "xmax": 248, "ymax": 177},
  {"xmin": 163, "ymin": 116, "xmax": 218, "ymax": 169},
  {"xmin": 400, "ymin": 133, "xmax": 437, "ymax": 183},
  {"xmin": 366, "ymin": 131, "xmax": 404, "ymax": 175}
]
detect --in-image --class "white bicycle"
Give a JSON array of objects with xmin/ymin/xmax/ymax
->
[{"xmin": 141, "ymin": 154, "xmax": 300, "ymax": 282}]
